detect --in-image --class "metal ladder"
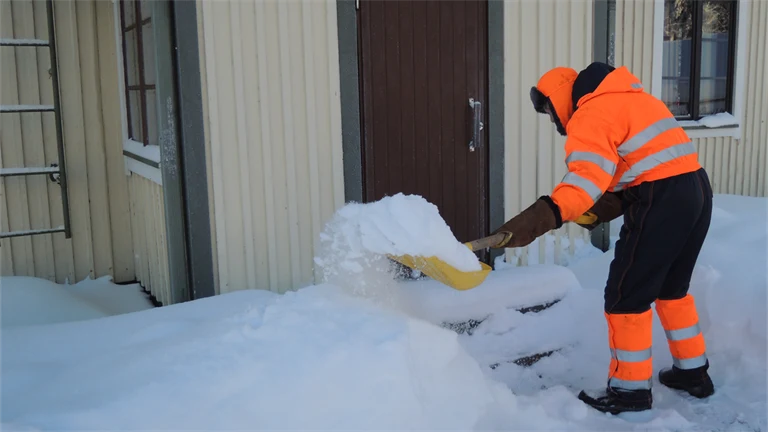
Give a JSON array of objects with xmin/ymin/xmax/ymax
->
[{"xmin": 0, "ymin": 0, "xmax": 71, "ymax": 239}]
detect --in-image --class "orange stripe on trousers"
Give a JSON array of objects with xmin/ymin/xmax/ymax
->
[
  {"xmin": 655, "ymin": 294, "xmax": 700, "ymax": 330},
  {"xmin": 605, "ymin": 310, "xmax": 653, "ymax": 382}
]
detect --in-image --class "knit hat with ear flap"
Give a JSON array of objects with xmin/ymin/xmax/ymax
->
[{"xmin": 530, "ymin": 66, "xmax": 578, "ymax": 136}]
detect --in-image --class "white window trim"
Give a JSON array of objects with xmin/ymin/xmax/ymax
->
[
  {"xmin": 651, "ymin": 0, "xmax": 748, "ymax": 140},
  {"xmin": 112, "ymin": 0, "xmax": 163, "ymax": 185}
]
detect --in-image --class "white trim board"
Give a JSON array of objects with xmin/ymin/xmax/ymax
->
[
  {"xmin": 124, "ymin": 157, "xmax": 163, "ymax": 185},
  {"xmin": 651, "ymin": 0, "xmax": 748, "ymax": 140}
]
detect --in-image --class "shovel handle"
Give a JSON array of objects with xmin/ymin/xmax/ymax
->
[
  {"xmin": 466, "ymin": 212, "xmax": 598, "ymax": 253},
  {"xmin": 465, "ymin": 232, "xmax": 510, "ymax": 251},
  {"xmin": 574, "ymin": 211, "xmax": 598, "ymax": 225}
]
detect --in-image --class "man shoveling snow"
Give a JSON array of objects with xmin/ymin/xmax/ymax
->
[{"xmin": 489, "ymin": 62, "xmax": 715, "ymax": 414}]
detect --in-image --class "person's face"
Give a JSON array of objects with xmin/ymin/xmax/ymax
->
[{"xmin": 544, "ymin": 104, "xmax": 556, "ymax": 124}]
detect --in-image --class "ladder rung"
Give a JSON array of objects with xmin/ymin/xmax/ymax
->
[
  {"xmin": 0, "ymin": 226, "xmax": 65, "ymax": 239},
  {"xmin": 1, "ymin": 105, "xmax": 55, "ymax": 113},
  {"xmin": 0, "ymin": 38, "xmax": 49, "ymax": 47},
  {"xmin": 0, "ymin": 166, "xmax": 60, "ymax": 177}
]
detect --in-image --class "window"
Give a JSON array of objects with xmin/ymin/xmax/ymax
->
[
  {"xmin": 661, "ymin": 0, "xmax": 738, "ymax": 121},
  {"xmin": 119, "ymin": 0, "xmax": 157, "ymax": 146}
]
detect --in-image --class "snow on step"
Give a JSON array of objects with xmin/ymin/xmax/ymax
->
[
  {"xmin": 0, "ymin": 226, "xmax": 64, "ymax": 239},
  {"xmin": 0, "ymin": 38, "xmax": 49, "ymax": 47},
  {"xmin": 0, "ymin": 166, "xmax": 59, "ymax": 177},
  {"xmin": 0, "ymin": 104, "xmax": 55, "ymax": 113},
  {"xmin": 395, "ymin": 264, "xmax": 581, "ymax": 326}
]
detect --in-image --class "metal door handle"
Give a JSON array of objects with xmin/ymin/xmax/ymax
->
[{"xmin": 468, "ymin": 97, "xmax": 483, "ymax": 152}]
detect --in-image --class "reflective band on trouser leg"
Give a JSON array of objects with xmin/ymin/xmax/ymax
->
[
  {"xmin": 605, "ymin": 310, "xmax": 654, "ymax": 390},
  {"xmin": 655, "ymin": 294, "xmax": 708, "ymax": 369}
]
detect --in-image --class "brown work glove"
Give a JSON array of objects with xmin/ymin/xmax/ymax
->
[
  {"xmin": 576, "ymin": 192, "xmax": 624, "ymax": 230},
  {"xmin": 491, "ymin": 196, "xmax": 563, "ymax": 248}
]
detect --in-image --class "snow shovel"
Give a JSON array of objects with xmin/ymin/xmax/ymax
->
[
  {"xmin": 388, "ymin": 232, "xmax": 507, "ymax": 291},
  {"xmin": 389, "ymin": 212, "xmax": 598, "ymax": 291}
]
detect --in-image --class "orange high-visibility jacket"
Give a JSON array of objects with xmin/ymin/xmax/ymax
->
[{"xmin": 547, "ymin": 66, "xmax": 701, "ymax": 222}]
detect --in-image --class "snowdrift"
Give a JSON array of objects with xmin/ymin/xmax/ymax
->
[
  {"xmin": 1, "ymin": 193, "xmax": 766, "ymax": 431},
  {"xmin": 1, "ymin": 276, "xmax": 153, "ymax": 328},
  {"xmin": 1, "ymin": 285, "xmax": 573, "ymax": 430}
]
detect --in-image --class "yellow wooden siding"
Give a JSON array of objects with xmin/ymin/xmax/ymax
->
[
  {"xmin": 614, "ymin": 0, "xmax": 768, "ymax": 197},
  {"xmin": 197, "ymin": 0, "xmax": 345, "ymax": 294},
  {"xmin": 127, "ymin": 173, "xmax": 169, "ymax": 304},
  {"xmin": 1, "ymin": 0, "xmax": 134, "ymax": 283},
  {"xmin": 502, "ymin": 0, "xmax": 594, "ymax": 266},
  {"xmin": 614, "ymin": 0, "xmax": 655, "ymax": 91}
]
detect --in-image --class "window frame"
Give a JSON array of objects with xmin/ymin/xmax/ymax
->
[
  {"xmin": 661, "ymin": 0, "xmax": 738, "ymax": 121},
  {"xmin": 652, "ymin": 0, "xmax": 746, "ymax": 139},
  {"xmin": 119, "ymin": 0, "xmax": 157, "ymax": 147},
  {"xmin": 113, "ymin": 0, "xmax": 163, "ymax": 184}
]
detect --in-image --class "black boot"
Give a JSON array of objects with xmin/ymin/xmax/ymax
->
[
  {"xmin": 658, "ymin": 364, "xmax": 714, "ymax": 398},
  {"xmin": 578, "ymin": 386, "xmax": 652, "ymax": 415}
]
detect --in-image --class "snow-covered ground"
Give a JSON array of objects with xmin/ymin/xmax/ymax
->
[
  {"xmin": 1, "ymin": 194, "xmax": 766, "ymax": 431},
  {"xmin": 1, "ymin": 276, "xmax": 154, "ymax": 328}
]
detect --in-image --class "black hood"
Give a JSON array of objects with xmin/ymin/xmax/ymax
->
[{"xmin": 572, "ymin": 62, "xmax": 616, "ymax": 112}]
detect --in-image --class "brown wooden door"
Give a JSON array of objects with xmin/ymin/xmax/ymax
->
[{"xmin": 357, "ymin": 0, "xmax": 490, "ymax": 250}]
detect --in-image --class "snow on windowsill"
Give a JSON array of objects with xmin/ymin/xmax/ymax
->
[
  {"xmin": 678, "ymin": 112, "xmax": 741, "ymax": 139},
  {"xmin": 123, "ymin": 138, "xmax": 160, "ymax": 164},
  {"xmin": 122, "ymin": 138, "xmax": 163, "ymax": 185}
]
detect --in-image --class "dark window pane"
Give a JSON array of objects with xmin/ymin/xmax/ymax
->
[
  {"xmin": 142, "ymin": 21, "xmax": 156, "ymax": 86},
  {"xmin": 128, "ymin": 90, "xmax": 144, "ymax": 143},
  {"xmin": 662, "ymin": 0, "xmax": 694, "ymax": 117},
  {"xmin": 698, "ymin": 1, "xmax": 732, "ymax": 116},
  {"xmin": 125, "ymin": 29, "xmax": 139, "ymax": 87},
  {"xmin": 121, "ymin": 0, "xmax": 135, "ymax": 29},
  {"xmin": 146, "ymin": 89, "xmax": 158, "ymax": 146},
  {"xmin": 140, "ymin": 0, "xmax": 152, "ymax": 21}
]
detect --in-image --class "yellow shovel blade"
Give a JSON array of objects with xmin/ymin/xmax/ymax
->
[
  {"xmin": 389, "ymin": 243, "xmax": 492, "ymax": 291},
  {"xmin": 390, "ymin": 212, "xmax": 598, "ymax": 290}
]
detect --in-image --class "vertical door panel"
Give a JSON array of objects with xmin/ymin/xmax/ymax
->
[{"xmin": 358, "ymin": 0, "xmax": 489, "ymax": 247}]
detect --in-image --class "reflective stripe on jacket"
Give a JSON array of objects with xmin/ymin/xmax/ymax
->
[{"xmin": 550, "ymin": 66, "xmax": 701, "ymax": 222}]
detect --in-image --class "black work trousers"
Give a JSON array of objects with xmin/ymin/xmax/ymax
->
[{"xmin": 604, "ymin": 168, "xmax": 713, "ymax": 314}]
